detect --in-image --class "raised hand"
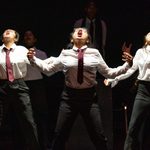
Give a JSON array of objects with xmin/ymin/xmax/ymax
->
[
  {"xmin": 121, "ymin": 42, "xmax": 133, "ymax": 66},
  {"xmin": 122, "ymin": 42, "xmax": 132, "ymax": 53},
  {"xmin": 27, "ymin": 48, "xmax": 36, "ymax": 60}
]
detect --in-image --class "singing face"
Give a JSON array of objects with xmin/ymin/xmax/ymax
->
[
  {"xmin": 72, "ymin": 28, "xmax": 89, "ymax": 40},
  {"xmin": 2, "ymin": 29, "xmax": 18, "ymax": 43}
]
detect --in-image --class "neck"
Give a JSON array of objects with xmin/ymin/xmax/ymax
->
[
  {"xmin": 4, "ymin": 42, "xmax": 14, "ymax": 49},
  {"xmin": 74, "ymin": 44, "xmax": 84, "ymax": 49}
]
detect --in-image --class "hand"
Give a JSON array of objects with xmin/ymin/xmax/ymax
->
[
  {"xmin": 121, "ymin": 42, "xmax": 133, "ymax": 66},
  {"xmin": 27, "ymin": 48, "xmax": 36, "ymax": 60},
  {"xmin": 122, "ymin": 42, "xmax": 132, "ymax": 53},
  {"xmin": 122, "ymin": 52, "xmax": 133, "ymax": 64},
  {"xmin": 104, "ymin": 78, "xmax": 118, "ymax": 88},
  {"xmin": 104, "ymin": 79, "xmax": 111, "ymax": 86}
]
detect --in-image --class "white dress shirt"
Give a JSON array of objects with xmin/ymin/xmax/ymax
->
[
  {"xmin": 0, "ymin": 44, "xmax": 30, "ymax": 80},
  {"xmin": 108, "ymin": 45, "xmax": 150, "ymax": 87},
  {"xmin": 118, "ymin": 46, "xmax": 150, "ymax": 81},
  {"xmin": 32, "ymin": 45, "xmax": 130, "ymax": 89},
  {"xmin": 24, "ymin": 47, "xmax": 48, "ymax": 81}
]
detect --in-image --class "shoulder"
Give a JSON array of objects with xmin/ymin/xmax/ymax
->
[
  {"xmin": 16, "ymin": 45, "xmax": 28, "ymax": 52},
  {"xmin": 134, "ymin": 48, "xmax": 145, "ymax": 58},
  {"xmin": 86, "ymin": 47, "xmax": 100, "ymax": 54},
  {"xmin": 0, "ymin": 46, "xmax": 3, "ymax": 50},
  {"xmin": 136, "ymin": 48, "xmax": 144, "ymax": 54},
  {"xmin": 36, "ymin": 49, "xmax": 47, "ymax": 55}
]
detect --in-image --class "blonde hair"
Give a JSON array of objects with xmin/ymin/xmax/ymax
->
[{"xmin": 143, "ymin": 32, "xmax": 150, "ymax": 47}]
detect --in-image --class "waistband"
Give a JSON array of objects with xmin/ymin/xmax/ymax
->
[
  {"xmin": 138, "ymin": 80, "xmax": 150, "ymax": 85},
  {"xmin": 65, "ymin": 86, "xmax": 95, "ymax": 92},
  {"xmin": 0, "ymin": 79, "xmax": 24, "ymax": 85}
]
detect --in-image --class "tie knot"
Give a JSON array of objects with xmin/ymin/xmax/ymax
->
[
  {"xmin": 3, "ymin": 47, "xmax": 12, "ymax": 54},
  {"xmin": 77, "ymin": 49, "xmax": 81, "ymax": 52},
  {"xmin": 77, "ymin": 49, "xmax": 84, "ymax": 53},
  {"xmin": 3, "ymin": 47, "xmax": 12, "ymax": 51}
]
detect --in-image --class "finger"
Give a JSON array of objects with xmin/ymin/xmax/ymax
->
[
  {"xmin": 129, "ymin": 43, "xmax": 132, "ymax": 49},
  {"xmin": 122, "ymin": 58, "xmax": 127, "ymax": 62},
  {"xmin": 123, "ymin": 52, "xmax": 131, "ymax": 56},
  {"xmin": 122, "ymin": 42, "xmax": 126, "ymax": 51}
]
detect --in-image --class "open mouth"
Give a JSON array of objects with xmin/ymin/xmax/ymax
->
[{"xmin": 77, "ymin": 30, "xmax": 82, "ymax": 37}]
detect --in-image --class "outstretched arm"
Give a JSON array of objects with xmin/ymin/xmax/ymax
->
[
  {"xmin": 27, "ymin": 48, "xmax": 63, "ymax": 76},
  {"xmin": 104, "ymin": 42, "xmax": 135, "ymax": 87}
]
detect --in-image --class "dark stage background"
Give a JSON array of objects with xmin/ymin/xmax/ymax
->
[
  {"xmin": 1, "ymin": 0, "xmax": 150, "ymax": 59},
  {"xmin": 0, "ymin": 0, "xmax": 150, "ymax": 149}
]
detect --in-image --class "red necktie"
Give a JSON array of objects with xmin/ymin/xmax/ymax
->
[
  {"xmin": 77, "ymin": 49, "xmax": 84, "ymax": 84},
  {"xmin": 4, "ymin": 48, "xmax": 14, "ymax": 82}
]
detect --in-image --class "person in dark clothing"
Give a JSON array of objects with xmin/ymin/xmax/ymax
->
[
  {"xmin": 23, "ymin": 30, "xmax": 50, "ymax": 150},
  {"xmin": 73, "ymin": 0, "xmax": 107, "ymax": 59}
]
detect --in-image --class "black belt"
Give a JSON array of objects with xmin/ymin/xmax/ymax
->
[
  {"xmin": 138, "ymin": 80, "xmax": 150, "ymax": 85},
  {"xmin": 0, "ymin": 79, "xmax": 24, "ymax": 85},
  {"xmin": 65, "ymin": 86, "xmax": 95, "ymax": 93}
]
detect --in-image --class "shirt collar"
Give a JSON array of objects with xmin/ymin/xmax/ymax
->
[
  {"xmin": 73, "ymin": 45, "xmax": 88, "ymax": 51},
  {"xmin": 2, "ymin": 43, "xmax": 16, "ymax": 52},
  {"xmin": 146, "ymin": 45, "xmax": 150, "ymax": 51}
]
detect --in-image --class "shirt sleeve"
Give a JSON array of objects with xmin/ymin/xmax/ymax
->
[
  {"xmin": 97, "ymin": 52, "xmax": 131, "ymax": 78},
  {"xmin": 115, "ymin": 50, "xmax": 139, "ymax": 81},
  {"xmin": 31, "ymin": 56, "xmax": 63, "ymax": 76},
  {"xmin": 107, "ymin": 49, "xmax": 139, "ymax": 87}
]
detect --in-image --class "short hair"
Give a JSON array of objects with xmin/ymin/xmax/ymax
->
[
  {"xmin": 1, "ymin": 29, "xmax": 20, "ymax": 43},
  {"xmin": 84, "ymin": 0, "xmax": 98, "ymax": 8}
]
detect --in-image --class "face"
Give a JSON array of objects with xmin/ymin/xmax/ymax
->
[
  {"xmin": 71, "ymin": 28, "xmax": 89, "ymax": 46},
  {"xmin": 145, "ymin": 32, "xmax": 150, "ymax": 45},
  {"xmin": 23, "ymin": 30, "xmax": 36, "ymax": 48},
  {"xmin": 72, "ymin": 28, "xmax": 89, "ymax": 40},
  {"xmin": 2, "ymin": 29, "xmax": 17, "ymax": 43},
  {"xmin": 145, "ymin": 32, "xmax": 150, "ymax": 42},
  {"xmin": 85, "ymin": 2, "xmax": 97, "ymax": 19}
]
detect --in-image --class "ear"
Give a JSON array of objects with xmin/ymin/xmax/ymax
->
[
  {"xmin": 70, "ymin": 39, "xmax": 73, "ymax": 43},
  {"xmin": 86, "ymin": 40, "xmax": 89, "ymax": 44},
  {"xmin": 14, "ymin": 38, "xmax": 18, "ymax": 42}
]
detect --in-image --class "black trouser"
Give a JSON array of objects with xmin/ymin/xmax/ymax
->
[
  {"xmin": 0, "ymin": 79, "xmax": 40, "ymax": 150},
  {"xmin": 25, "ymin": 79, "xmax": 49, "ymax": 150},
  {"xmin": 51, "ymin": 86, "xmax": 108, "ymax": 150},
  {"xmin": 124, "ymin": 81, "xmax": 150, "ymax": 150}
]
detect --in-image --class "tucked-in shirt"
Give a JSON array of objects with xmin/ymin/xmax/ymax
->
[
  {"xmin": 32, "ymin": 45, "xmax": 130, "ymax": 89},
  {"xmin": 24, "ymin": 47, "xmax": 48, "ymax": 81},
  {"xmin": 0, "ymin": 43, "xmax": 30, "ymax": 80},
  {"xmin": 114, "ymin": 45, "xmax": 150, "ymax": 82}
]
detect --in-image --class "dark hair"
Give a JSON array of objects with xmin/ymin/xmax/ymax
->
[{"xmin": 85, "ymin": 0, "xmax": 98, "ymax": 8}]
